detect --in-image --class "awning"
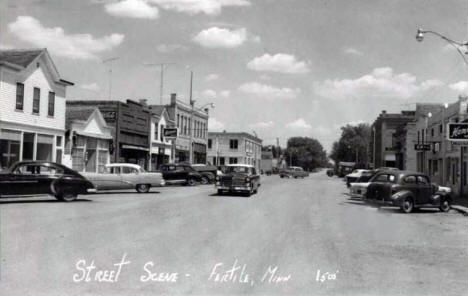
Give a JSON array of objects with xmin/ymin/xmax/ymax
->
[
  {"xmin": 384, "ymin": 154, "xmax": 396, "ymax": 161},
  {"xmin": 122, "ymin": 144, "xmax": 149, "ymax": 151},
  {"xmin": 75, "ymin": 131, "xmax": 113, "ymax": 140}
]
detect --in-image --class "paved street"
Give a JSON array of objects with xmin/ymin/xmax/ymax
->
[{"xmin": 1, "ymin": 170, "xmax": 468, "ymax": 296}]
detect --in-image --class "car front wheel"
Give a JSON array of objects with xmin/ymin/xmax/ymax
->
[
  {"xmin": 200, "ymin": 176, "xmax": 209, "ymax": 185},
  {"xmin": 401, "ymin": 197, "xmax": 414, "ymax": 213},
  {"xmin": 187, "ymin": 178, "xmax": 197, "ymax": 186},
  {"xmin": 439, "ymin": 198, "xmax": 451, "ymax": 212},
  {"xmin": 136, "ymin": 184, "xmax": 150, "ymax": 193}
]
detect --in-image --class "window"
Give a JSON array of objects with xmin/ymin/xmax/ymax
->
[
  {"xmin": 160, "ymin": 124, "xmax": 164, "ymax": 141},
  {"xmin": 229, "ymin": 157, "xmax": 238, "ymax": 164},
  {"xmin": 48, "ymin": 92, "xmax": 55, "ymax": 116},
  {"xmin": 404, "ymin": 175, "xmax": 417, "ymax": 184},
  {"xmin": 177, "ymin": 114, "xmax": 180, "ymax": 129},
  {"xmin": 16, "ymin": 83, "xmax": 24, "ymax": 110},
  {"xmin": 219, "ymin": 157, "xmax": 225, "ymax": 165},
  {"xmin": 122, "ymin": 166, "xmax": 138, "ymax": 174},
  {"xmin": 33, "ymin": 87, "xmax": 40, "ymax": 114},
  {"xmin": 431, "ymin": 128, "xmax": 434, "ymax": 137},
  {"xmin": 417, "ymin": 175, "xmax": 430, "ymax": 185},
  {"xmin": 56, "ymin": 136, "xmax": 62, "ymax": 147},
  {"xmin": 208, "ymin": 139, "xmax": 212, "ymax": 149},
  {"xmin": 110, "ymin": 167, "xmax": 120, "ymax": 174},
  {"xmin": 439, "ymin": 124, "xmax": 443, "ymax": 134},
  {"xmin": 229, "ymin": 139, "xmax": 238, "ymax": 149}
]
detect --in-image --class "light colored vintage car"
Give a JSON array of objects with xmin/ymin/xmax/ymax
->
[{"xmin": 82, "ymin": 163, "xmax": 165, "ymax": 193}]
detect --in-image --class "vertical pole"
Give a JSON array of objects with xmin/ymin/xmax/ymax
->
[
  {"xmin": 460, "ymin": 146, "xmax": 464, "ymax": 198},
  {"xmin": 160, "ymin": 65, "xmax": 164, "ymax": 105},
  {"xmin": 373, "ymin": 127, "xmax": 376, "ymax": 169},
  {"xmin": 189, "ymin": 71, "xmax": 194, "ymax": 164}
]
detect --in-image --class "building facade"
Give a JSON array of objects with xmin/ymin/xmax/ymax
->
[
  {"xmin": 66, "ymin": 100, "xmax": 151, "ymax": 169},
  {"xmin": 0, "ymin": 49, "xmax": 73, "ymax": 170},
  {"xmin": 148, "ymin": 105, "xmax": 173, "ymax": 171},
  {"xmin": 64, "ymin": 108, "xmax": 113, "ymax": 173},
  {"xmin": 207, "ymin": 131, "xmax": 262, "ymax": 172},
  {"xmin": 162, "ymin": 94, "xmax": 209, "ymax": 164}
]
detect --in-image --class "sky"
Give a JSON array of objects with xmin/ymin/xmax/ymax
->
[{"xmin": 2, "ymin": 0, "xmax": 468, "ymax": 152}]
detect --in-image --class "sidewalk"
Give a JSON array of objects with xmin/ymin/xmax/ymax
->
[{"xmin": 451, "ymin": 197, "xmax": 468, "ymax": 216}]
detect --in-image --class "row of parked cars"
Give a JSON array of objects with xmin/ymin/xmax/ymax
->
[
  {"xmin": 345, "ymin": 168, "xmax": 452, "ymax": 213},
  {"xmin": 0, "ymin": 161, "xmax": 262, "ymax": 201}
]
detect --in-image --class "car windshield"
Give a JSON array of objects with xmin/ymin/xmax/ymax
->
[
  {"xmin": 226, "ymin": 166, "xmax": 250, "ymax": 174},
  {"xmin": 370, "ymin": 173, "xmax": 396, "ymax": 183}
]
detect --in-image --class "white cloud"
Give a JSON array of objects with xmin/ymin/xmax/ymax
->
[
  {"xmin": 314, "ymin": 67, "xmax": 444, "ymax": 100},
  {"xmin": 239, "ymin": 82, "xmax": 300, "ymax": 99},
  {"xmin": 201, "ymin": 89, "xmax": 217, "ymax": 98},
  {"xmin": 247, "ymin": 53, "xmax": 310, "ymax": 74},
  {"xmin": 220, "ymin": 90, "xmax": 230, "ymax": 98},
  {"xmin": 105, "ymin": 0, "xmax": 160, "ymax": 19},
  {"xmin": 193, "ymin": 27, "xmax": 247, "ymax": 48},
  {"xmin": 156, "ymin": 43, "xmax": 188, "ymax": 53},
  {"xmin": 259, "ymin": 74, "xmax": 271, "ymax": 80},
  {"xmin": 149, "ymin": 0, "xmax": 250, "ymax": 15},
  {"xmin": 249, "ymin": 121, "xmax": 273, "ymax": 129},
  {"xmin": 449, "ymin": 81, "xmax": 468, "ymax": 94},
  {"xmin": 208, "ymin": 117, "xmax": 225, "ymax": 131},
  {"xmin": 286, "ymin": 118, "xmax": 311, "ymax": 130},
  {"xmin": 80, "ymin": 83, "xmax": 101, "ymax": 92},
  {"xmin": 343, "ymin": 47, "xmax": 363, "ymax": 56},
  {"xmin": 205, "ymin": 73, "xmax": 219, "ymax": 81},
  {"xmin": 8, "ymin": 16, "xmax": 124, "ymax": 60}
]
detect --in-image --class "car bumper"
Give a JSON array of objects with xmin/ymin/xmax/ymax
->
[
  {"xmin": 216, "ymin": 185, "xmax": 252, "ymax": 192},
  {"xmin": 87, "ymin": 188, "xmax": 97, "ymax": 193}
]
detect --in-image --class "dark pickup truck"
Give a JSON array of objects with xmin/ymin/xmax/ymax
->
[{"xmin": 364, "ymin": 170, "xmax": 451, "ymax": 213}]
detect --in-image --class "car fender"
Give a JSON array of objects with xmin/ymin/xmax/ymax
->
[
  {"xmin": 391, "ymin": 190, "xmax": 414, "ymax": 205},
  {"xmin": 431, "ymin": 191, "xmax": 451, "ymax": 204}
]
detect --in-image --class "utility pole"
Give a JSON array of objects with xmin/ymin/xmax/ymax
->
[
  {"xmin": 189, "ymin": 71, "xmax": 194, "ymax": 164},
  {"xmin": 102, "ymin": 57, "xmax": 119, "ymax": 100},
  {"xmin": 143, "ymin": 62, "xmax": 175, "ymax": 105}
]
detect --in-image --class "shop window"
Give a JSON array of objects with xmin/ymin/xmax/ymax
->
[
  {"xmin": 23, "ymin": 133, "xmax": 35, "ymax": 161},
  {"xmin": 72, "ymin": 148, "xmax": 85, "ymax": 172},
  {"xmin": 56, "ymin": 136, "xmax": 62, "ymax": 147},
  {"xmin": 48, "ymin": 92, "xmax": 55, "ymax": 116},
  {"xmin": 36, "ymin": 134, "xmax": 53, "ymax": 161},
  {"xmin": 219, "ymin": 157, "xmax": 225, "ymax": 165},
  {"xmin": 229, "ymin": 157, "xmax": 238, "ymax": 164},
  {"xmin": 16, "ymin": 83, "xmax": 24, "ymax": 110},
  {"xmin": 0, "ymin": 139, "xmax": 20, "ymax": 171},
  {"xmin": 32, "ymin": 87, "xmax": 40, "ymax": 114}
]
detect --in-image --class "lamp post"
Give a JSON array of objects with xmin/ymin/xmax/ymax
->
[
  {"xmin": 416, "ymin": 28, "xmax": 468, "ymax": 196},
  {"xmin": 102, "ymin": 57, "xmax": 119, "ymax": 100},
  {"xmin": 143, "ymin": 62, "xmax": 175, "ymax": 105}
]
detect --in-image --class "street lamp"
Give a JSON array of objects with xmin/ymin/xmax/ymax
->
[
  {"xmin": 102, "ymin": 57, "xmax": 119, "ymax": 100},
  {"xmin": 415, "ymin": 28, "xmax": 468, "ymax": 65}
]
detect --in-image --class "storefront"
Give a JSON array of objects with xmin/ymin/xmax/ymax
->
[
  {"xmin": 193, "ymin": 142, "xmax": 206, "ymax": 164},
  {"xmin": 0, "ymin": 127, "xmax": 63, "ymax": 171},
  {"xmin": 64, "ymin": 108, "xmax": 113, "ymax": 173}
]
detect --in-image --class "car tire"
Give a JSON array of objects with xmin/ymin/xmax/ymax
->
[
  {"xmin": 400, "ymin": 197, "xmax": 414, "ymax": 213},
  {"xmin": 200, "ymin": 176, "xmax": 209, "ymax": 185},
  {"xmin": 280, "ymin": 175, "xmax": 284, "ymax": 178},
  {"xmin": 217, "ymin": 189, "xmax": 224, "ymax": 196},
  {"xmin": 439, "ymin": 198, "xmax": 451, "ymax": 212},
  {"xmin": 187, "ymin": 177, "xmax": 196, "ymax": 186},
  {"xmin": 136, "ymin": 184, "xmax": 150, "ymax": 193},
  {"xmin": 245, "ymin": 191, "xmax": 252, "ymax": 197},
  {"xmin": 52, "ymin": 182, "xmax": 78, "ymax": 202}
]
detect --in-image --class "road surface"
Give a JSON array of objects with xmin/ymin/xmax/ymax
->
[{"xmin": 1, "ymin": 170, "xmax": 467, "ymax": 295}]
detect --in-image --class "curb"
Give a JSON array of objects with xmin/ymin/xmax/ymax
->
[{"xmin": 451, "ymin": 205, "xmax": 468, "ymax": 216}]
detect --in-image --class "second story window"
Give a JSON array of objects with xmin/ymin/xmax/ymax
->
[
  {"xmin": 32, "ymin": 87, "xmax": 40, "ymax": 114},
  {"xmin": 154, "ymin": 123, "xmax": 158, "ymax": 141},
  {"xmin": 160, "ymin": 124, "xmax": 164, "ymax": 141},
  {"xmin": 16, "ymin": 83, "xmax": 24, "ymax": 110},
  {"xmin": 230, "ymin": 139, "xmax": 238, "ymax": 149},
  {"xmin": 48, "ymin": 92, "xmax": 55, "ymax": 117},
  {"xmin": 208, "ymin": 139, "xmax": 212, "ymax": 149}
]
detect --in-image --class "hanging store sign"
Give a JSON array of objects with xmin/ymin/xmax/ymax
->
[
  {"xmin": 414, "ymin": 144, "xmax": 431, "ymax": 151},
  {"xmin": 447, "ymin": 123, "xmax": 468, "ymax": 141},
  {"xmin": 163, "ymin": 128, "xmax": 178, "ymax": 138}
]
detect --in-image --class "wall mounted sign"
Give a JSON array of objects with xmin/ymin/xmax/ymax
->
[{"xmin": 447, "ymin": 123, "xmax": 468, "ymax": 141}]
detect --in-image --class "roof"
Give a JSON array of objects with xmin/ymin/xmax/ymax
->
[
  {"xmin": 0, "ymin": 48, "xmax": 44, "ymax": 68},
  {"xmin": 149, "ymin": 105, "xmax": 165, "ymax": 117},
  {"xmin": 208, "ymin": 131, "xmax": 262, "ymax": 143},
  {"xmin": 65, "ymin": 108, "xmax": 97, "ymax": 130}
]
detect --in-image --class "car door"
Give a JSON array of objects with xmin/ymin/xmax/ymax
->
[
  {"xmin": 92, "ymin": 166, "xmax": 122, "ymax": 190},
  {"xmin": 120, "ymin": 166, "xmax": 138, "ymax": 188},
  {"xmin": 416, "ymin": 175, "xmax": 432, "ymax": 204},
  {"xmin": 9, "ymin": 164, "xmax": 42, "ymax": 195},
  {"xmin": 161, "ymin": 165, "xmax": 175, "ymax": 181},
  {"xmin": 402, "ymin": 175, "xmax": 419, "ymax": 201},
  {"xmin": 35, "ymin": 164, "xmax": 62, "ymax": 194}
]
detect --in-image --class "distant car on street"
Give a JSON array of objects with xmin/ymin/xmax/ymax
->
[
  {"xmin": 345, "ymin": 169, "xmax": 373, "ymax": 187},
  {"xmin": 190, "ymin": 164, "xmax": 217, "ymax": 184},
  {"xmin": 326, "ymin": 169, "xmax": 334, "ymax": 177},
  {"xmin": 0, "ymin": 161, "xmax": 95, "ymax": 201},
  {"xmin": 364, "ymin": 171, "xmax": 451, "ymax": 213},
  {"xmin": 216, "ymin": 164, "xmax": 261, "ymax": 197},
  {"xmin": 160, "ymin": 164, "xmax": 203, "ymax": 186},
  {"xmin": 279, "ymin": 166, "xmax": 309, "ymax": 178},
  {"xmin": 83, "ymin": 163, "xmax": 165, "ymax": 193}
]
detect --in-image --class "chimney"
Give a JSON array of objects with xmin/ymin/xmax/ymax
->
[
  {"xmin": 139, "ymin": 99, "xmax": 148, "ymax": 106},
  {"xmin": 382, "ymin": 110, "xmax": 387, "ymax": 114},
  {"xmin": 204, "ymin": 108, "xmax": 209, "ymax": 114},
  {"xmin": 170, "ymin": 93, "xmax": 177, "ymax": 106}
]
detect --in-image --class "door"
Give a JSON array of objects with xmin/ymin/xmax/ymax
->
[
  {"xmin": 402, "ymin": 175, "xmax": 419, "ymax": 201},
  {"xmin": 8, "ymin": 164, "xmax": 41, "ymax": 195},
  {"xmin": 416, "ymin": 175, "xmax": 432, "ymax": 204},
  {"xmin": 121, "ymin": 166, "xmax": 140, "ymax": 188},
  {"xmin": 93, "ymin": 166, "xmax": 124, "ymax": 190}
]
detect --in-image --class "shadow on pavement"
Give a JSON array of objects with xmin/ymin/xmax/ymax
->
[
  {"xmin": 209, "ymin": 193, "xmax": 250, "ymax": 198},
  {"xmin": 90, "ymin": 191, "xmax": 161, "ymax": 195},
  {"xmin": 376, "ymin": 207, "xmax": 441, "ymax": 214},
  {"xmin": 0, "ymin": 198, "xmax": 93, "ymax": 205}
]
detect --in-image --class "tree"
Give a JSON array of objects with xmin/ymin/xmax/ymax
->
[
  {"xmin": 284, "ymin": 137, "xmax": 328, "ymax": 170},
  {"xmin": 330, "ymin": 123, "xmax": 371, "ymax": 168}
]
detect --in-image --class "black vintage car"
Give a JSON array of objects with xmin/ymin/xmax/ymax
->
[
  {"xmin": 216, "ymin": 164, "xmax": 260, "ymax": 197},
  {"xmin": 0, "ymin": 161, "xmax": 95, "ymax": 201},
  {"xmin": 160, "ymin": 164, "xmax": 203, "ymax": 186},
  {"xmin": 364, "ymin": 170, "xmax": 451, "ymax": 213}
]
